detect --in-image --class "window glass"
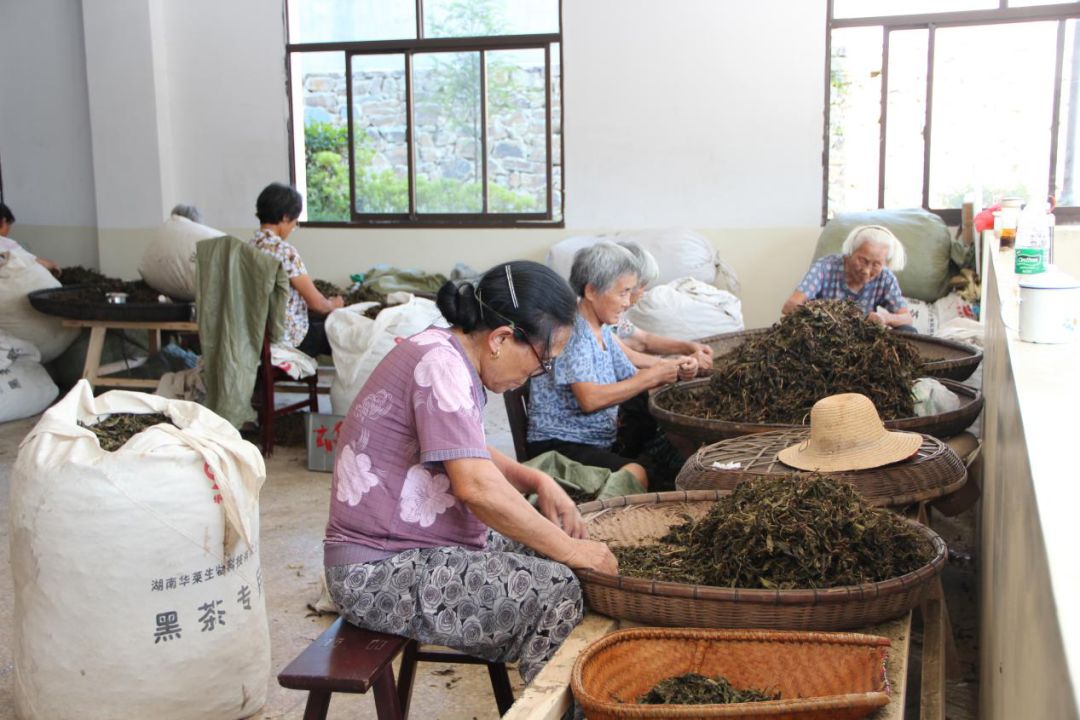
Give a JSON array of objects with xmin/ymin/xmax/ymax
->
[
  {"xmin": 351, "ymin": 54, "xmax": 410, "ymax": 214},
  {"xmin": 928, "ymin": 22, "xmax": 1057, "ymax": 208},
  {"xmin": 486, "ymin": 48, "xmax": 548, "ymax": 214},
  {"xmin": 413, "ymin": 52, "xmax": 483, "ymax": 213},
  {"xmin": 288, "ymin": 0, "xmax": 416, "ymax": 43},
  {"xmin": 833, "ymin": 0, "xmax": 995, "ymax": 19},
  {"xmin": 291, "ymin": 52, "xmax": 349, "ymax": 222},
  {"xmin": 829, "ymin": 27, "xmax": 883, "ymax": 216},
  {"xmin": 423, "ymin": 0, "xmax": 558, "ymax": 38},
  {"xmin": 884, "ymin": 30, "xmax": 929, "ymax": 209}
]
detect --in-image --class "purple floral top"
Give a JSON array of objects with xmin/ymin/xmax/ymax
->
[
  {"xmin": 324, "ymin": 327, "xmax": 491, "ymax": 568},
  {"xmin": 249, "ymin": 228, "xmax": 308, "ymax": 347}
]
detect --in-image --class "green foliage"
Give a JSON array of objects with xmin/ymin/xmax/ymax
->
[{"xmin": 304, "ymin": 121, "xmax": 540, "ymax": 218}]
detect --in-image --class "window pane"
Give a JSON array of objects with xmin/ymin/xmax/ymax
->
[
  {"xmin": 829, "ymin": 27, "xmax": 884, "ymax": 217},
  {"xmin": 292, "ymin": 52, "xmax": 350, "ymax": 222},
  {"xmin": 486, "ymin": 49, "xmax": 547, "ymax": 214},
  {"xmin": 551, "ymin": 42, "xmax": 562, "ymax": 222},
  {"xmin": 833, "ymin": 0, "xmax": 995, "ymax": 19},
  {"xmin": 884, "ymin": 30, "xmax": 928, "ymax": 208},
  {"xmin": 288, "ymin": 0, "xmax": 416, "ymax": 44},
  {"xmin": 1056, "ymin": 20, "xmax": 1079, "ymax": 206},
  {"xmin": 352, "ymin": 54, "xmax": 409, "ymax": 214},
  {"xmin": 929, "ymin": 23, "xmax": 1057, "ymax": 209},
  {"xmin": 413, "ymin": 52, "xmax": 483, "ymax": 213},
  {"xmin": 423, "ymin": 0, "xmax": 559, "ymax": 38}
]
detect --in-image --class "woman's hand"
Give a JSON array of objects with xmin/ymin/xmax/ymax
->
[
  {"xmin": 690, "ymin": 342, "xmax": 713, "ymax": 370},
  {"xmin": 563, "ymin": 538, "xmax": 619, "ymax": 574},
  {"xmin": 535, "ymin": 474, "xmax": 588, "ymax": 539},
  {"xmin": 644, "ymin": 357, "xmax": 682, "ymax": 388},
  {"xmin": 328, "ymin": 295, "xmax": 345, "ymax": 311},
  {"xmin": 675, "ymin": 355, "xmax": 698, "ymax": 381},
  {"xmin": 868, "ymin": 311, "xmax": 887, "ymax": 325}
]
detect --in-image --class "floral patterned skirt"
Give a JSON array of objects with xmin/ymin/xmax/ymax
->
[{"xmin": 325, "ymin": 530, "xmax": 583, "ymax": 683}]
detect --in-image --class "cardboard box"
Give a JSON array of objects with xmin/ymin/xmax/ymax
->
[{"xmin": 305, "ymin": 413, "xmax": 345, "ymax": 473}]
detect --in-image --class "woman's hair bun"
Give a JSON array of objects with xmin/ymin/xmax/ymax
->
[{"xmin": 436, "ymin": 280, "xmax": 481, "ymax": 331}]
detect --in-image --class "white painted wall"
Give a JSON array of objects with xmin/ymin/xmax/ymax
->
[
  {"xmin": 0, "ymin": 0, "xmax": 99, "ymax": 267},
  {"xmin": 3, "ymin": 0, "xmax": 827, "ymax": 328}
]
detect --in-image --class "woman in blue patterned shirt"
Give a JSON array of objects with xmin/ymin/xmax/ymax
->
[
  {"xmin": 525, "ymin": 242, "xmax": 688, "ymax": 490},
  {"xmin": 783, "ymin": 225, "xmax": 915, "ymax": 331}
]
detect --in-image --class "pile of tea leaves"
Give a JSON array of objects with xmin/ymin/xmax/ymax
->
[
  {"xmin": 614, "ymin": 475, "xmax": 934, "ymax": 589},
  {"xmin": 59, "ymin": 266, "xmax": 164, "ymax": 303},
  {"xmin": 313, "ymin": 279, "xmax": 386, "ymax": 310},
  {"xmin": 658, "ymin": 300, "xmax": 922, "ymax": 424},
  {"xmin": 639, "ymin": 673, "xmax": 779, "ymax": 705},
  {"xmin": 79, "ymin": 413, "xmax": 174, "ymax": 451}
]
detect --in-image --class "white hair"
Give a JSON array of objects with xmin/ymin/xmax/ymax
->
[
  {"xmin": 170, "ymin": 204, "xmax": 203, "ymax": 223},
  {"xmin": 569, "ymin": 242, "xmax": 640, "ymax": 296},
  {"xmin": 616, "ymin": 240, "xmax": 660, "ymax": 288},
  {"xmin": 841, "ymin": 225, "xmax": 907, "ymax": 272}
]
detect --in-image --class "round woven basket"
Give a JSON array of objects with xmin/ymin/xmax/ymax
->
[
  {"xmin": 675, "ymin": 429, "xmax": 966, "ymax": 507},
  {"xmin": 28, "ymin": 286, "xmax": 194, "ymax": 323},
  {"xmin": 699, "ymin": 328, "xmax": 982, "ymax": 382},
  {"xmin": 649, "ymin": 377, "xmax": 982, "ymax": 447},
  {"xmin": 575, "ymin": 491, "xmax": 947, "ymax": 631},
  {"xmin": 572, "ymin": 627, "xmax": 891, "ymax": 720}
]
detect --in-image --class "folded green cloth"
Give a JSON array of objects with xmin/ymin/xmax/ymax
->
[{"xmin": 524, "ymin": 450, "xmax": 645, "ymax": 504}]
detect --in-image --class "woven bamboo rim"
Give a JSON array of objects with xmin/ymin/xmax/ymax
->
[
  {"xmin": 676, "ymin": 429, "xmax": 967, "ymax": 507},
  {"xmin": 572, "ymin": 627, "xmax": 891, "ymax": 720},
  {"xmin": 649, "ymin": 378, "xmax": 983, "ymax": 445},
  {"xmin": 576, "ymin": 491, "xmax": 947, "ymax": 630},
  {"xmin": 699, "ymin": 328, "xmax": 982, "ymax": 382}
]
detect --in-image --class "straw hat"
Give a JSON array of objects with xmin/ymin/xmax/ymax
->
[{"xmin": 777, "ymin": 393, "xmax": 922, "ymax": 472}]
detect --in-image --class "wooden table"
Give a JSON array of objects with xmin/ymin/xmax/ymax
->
[
  {"xmin": 503, "ymin": 608, "xmax": 942, "ymax": 720},
  {"xmin": 61, "ymin": 319, "xmax": 198, "ymax": 390}
]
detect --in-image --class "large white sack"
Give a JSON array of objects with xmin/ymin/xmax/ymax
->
[
  {"xmin": 12, "ymin": 381, "xmax": 270, "ymax": 720},
  {"xmin": 546, "ymin": 229, "xmax": 734, "ymax": 290},
  {"xmin": 139, "ymin": 215, "xmax": 227, "ymax": 300},
  {"xmin": 0, "ymin": 333, "xmax": 58, "ymax": 423},
  {"xmin": 326, "ymin": 296, "xmax": 444, "ymax": 415},
  {"xmin": 625, "ymin": 277, "xmax": 744, "ymax": 341},
  {"xmin": 0, "ymin": 249, "xmax": 79, "ymax": 362}
]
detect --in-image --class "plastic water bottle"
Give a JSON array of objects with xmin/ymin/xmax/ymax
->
[{"xmin": 1015, "ymin": 199, "xmax": 1051, "ymax": 274}]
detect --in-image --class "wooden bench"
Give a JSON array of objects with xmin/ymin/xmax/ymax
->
[{"xmin": 278, "ymin": 617, "xmax": 516, "ymax": 720}]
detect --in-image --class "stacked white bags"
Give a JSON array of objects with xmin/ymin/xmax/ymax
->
[
  {"xmin": 0, "ymin": 332, "xmax": 58, "ymax": 423},
  {"xmin": 0, "ymin": 249, "xmax": 78, "ymax": 362}
]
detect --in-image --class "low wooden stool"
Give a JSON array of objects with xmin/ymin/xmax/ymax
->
[{"xmin": 278, "ymin": 617, "xmax": 516, "ymax": 720}]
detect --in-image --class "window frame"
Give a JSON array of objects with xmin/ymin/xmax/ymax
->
[
  {"xmin": 285, "ymin": 1, "xmax": 564, "ymax": 228},
  {"xmin": 824, "ymin": 1, "xmax": 1080, "ymax": 226}
]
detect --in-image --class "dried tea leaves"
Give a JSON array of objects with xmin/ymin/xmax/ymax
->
[
  {"xmin": 313, "ymin": 279, "xmax": 384, "ymax": 317},
  {"xmin": 59, "ymin": 267, "xmax": 166, "ymax": 304},
  {"xmin": 639, "ymin": 672, "xmax": 780, "ymax": 705},
  {"xmin": 658, "ymin": 300, "xmax": 922, "ymax": 424},
  {"xmin": 79, "ymin": 413, "xmax": 175, "ymax": 451},
  {"xmin": 615, "ymin": 475, "xmax": 935, "ymax": 589}
]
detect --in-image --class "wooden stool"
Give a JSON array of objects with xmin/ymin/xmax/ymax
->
[{"xmin": 278, "ymin": 617, "xmax": 516, "ymax": 720}]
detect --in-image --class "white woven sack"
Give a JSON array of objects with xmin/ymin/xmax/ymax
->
[
  {"xmin": 11, "ymin": 381, "xmax": 270, "ymax": 719},
  {"xmin": 139, "ymin": 216, "xmax": 227, "ymax": 300},
  {"xmin": 326, "ymin": 296, "xmax": 444, "ymax": 415},
  {"xmin": 0, "ymin": 249, "xmax": 79, "ymax": 362},
  {"xmin": 0, "ymin": 332, "xmax": 58, "ymax": 423},
  {"xmin": 545, "ymin": 229, "xmax": 726, "ymax": 288},
  {"xmin": 625, "ymin": 277, "xmax": 744, "ymax": 341}
]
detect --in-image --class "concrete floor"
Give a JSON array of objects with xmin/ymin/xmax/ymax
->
[{"xmin": 0, "ymin": 392, "xmax": 521, "ymax": 720}]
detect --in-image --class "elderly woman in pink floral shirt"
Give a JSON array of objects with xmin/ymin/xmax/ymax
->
[{"xmin": 324, "ymin": 261, "xmax": 616, "ymax": 684}]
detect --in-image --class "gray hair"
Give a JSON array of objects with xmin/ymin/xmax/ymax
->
[
  {"xmin": 170, "ymin": 204, "xmax": 203, "ymax": 223},
  {"xmin": 841, "ymin": 225, "xmax": 907, "ymax": 272},
  {"xmin": 568, "ymin": 241, "xmax": 640, "ymax": 296},
  {"xmin": 616, "ymin": 240, "xmax": 660, "ymax": 288}
]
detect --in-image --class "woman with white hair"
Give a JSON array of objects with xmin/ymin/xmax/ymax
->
[
  {"xmin": 782, "ymin": 225, "xmax": 915, "ymax": 330},
  {"xmin": 526, "ymin": 242, "xmax": 687, "ymax": 490},
  {"xmin": 614, "ymin": 240, "xmax": 714, "ymax": 372}
]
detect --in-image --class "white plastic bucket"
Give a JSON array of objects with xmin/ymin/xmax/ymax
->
[{"xmin": 1018, "ymin": 270, "xmax": 1080, "ymax": 344}]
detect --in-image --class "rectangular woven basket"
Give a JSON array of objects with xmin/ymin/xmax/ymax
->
[{"xmin": 571, "ymin": 627, "xmax": 891, "ymax": 720}]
